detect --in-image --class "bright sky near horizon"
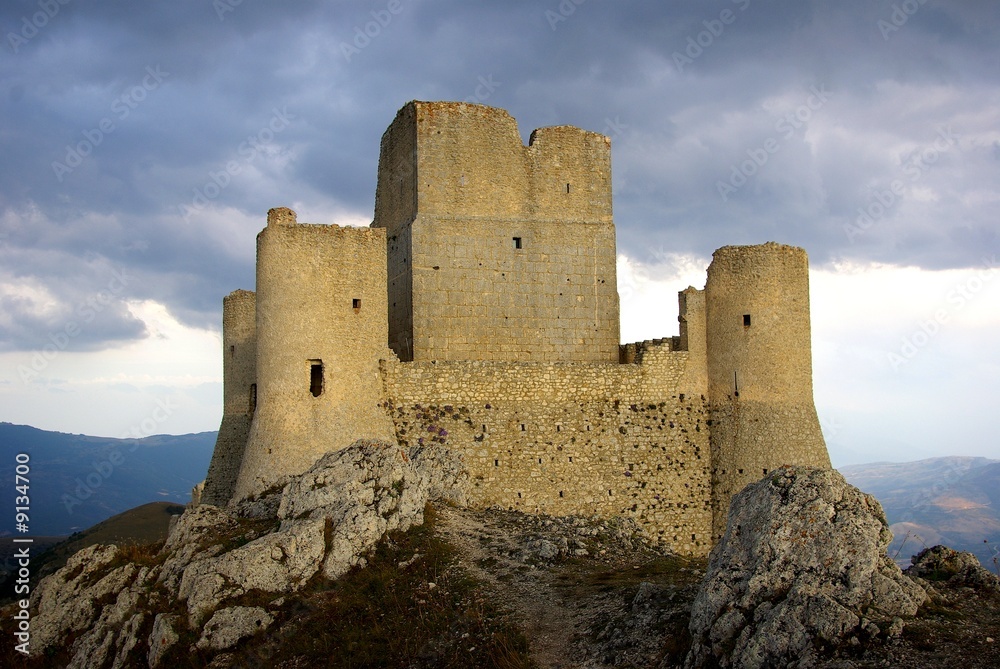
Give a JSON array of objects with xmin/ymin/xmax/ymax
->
[{"xmin": 1, "ymin": 1, "xmax": 998, "ymax": 467}]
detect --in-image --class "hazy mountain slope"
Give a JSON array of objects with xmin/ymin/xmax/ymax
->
[
  {"xmin": 840, "ymin": 457, "xmax": 1000, "ymax": 569},
  {"xmin": 0, "ymin": 422, "xmax": 214, "ymax": 536}
]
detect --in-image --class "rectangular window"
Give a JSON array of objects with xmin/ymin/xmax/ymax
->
[
  {"xmin": 513, "ymin": 237, "xmax": 522, "ymax": 249},
  {"xmin": 743, "ymin": 314, "xmax": 751, "ymax": 327},
  {"xmin": 309, "ymin": 360, "xmax": 323, "ymax": 397},
  {"xmin": 353, "ymin": 298, "xmax": 362, "ymax": 311}
]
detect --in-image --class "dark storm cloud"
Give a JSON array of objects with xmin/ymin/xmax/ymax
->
[{"xmin": 1, "ymin": 0, "xmax": 997, "ymax": 351}]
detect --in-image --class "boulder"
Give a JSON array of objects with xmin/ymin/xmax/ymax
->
[
  {"xmin": 906, "ymin": 544, "xmax": 1000, "ymax": 591},
  {"xmin": 148, "ymin": 614, "xmax": 182, "ymax": 668},
  {"xmin": 685, "ymin": 466, "xmax": 927, "ymax": 669},
  {"xmin": 195, "ymin": 606, "xmax": 274, "ymax": 651}
]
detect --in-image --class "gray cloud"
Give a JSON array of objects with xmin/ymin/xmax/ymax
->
[{"xmin": 1, "ymin": 0, "xmax": 998, "ymax": 350}]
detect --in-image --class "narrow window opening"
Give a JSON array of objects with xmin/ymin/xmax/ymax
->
[
  {"xmin": 566, "ymin": 183, "xmax": 571, "ymax": 193},
  {"xmin": 763, "ymin": 468, "xmax": 768, "ymax": 475},
  {"xmin": 538, "ymin": 458, "xmax": 542, "ymax": 464},
  {"xmin": 556, "ymin": 425, "xmax": 561, "ymax": 432},
  {"xmin": 520, "ymin": 424, "xmax": 526, "ymax": 431},
  {"xmin": 559, "ymin": 491, "xmax": 564, "ymax": 498},
  {"xmin": 569, "ymin": 456, "xmax": 573, "ymax": 463},
  {"xmin": 309, "ymin": 360, "xmax": 324, "ymax": 397},
  {"xmin": 494, "ymin": 459, "xmax": 499, "ymax": 467},
  {"xmin": 353, "ymin": 298, "xmax": 362, "ymax": 312},
  {"xmin": 743, "ymin": 314, "xmax": 751, "ymax": 327},
  {"xmin": 518, "ymin": 492, "xmax": 522, "ymax": 499},
  {"xmin": 513, "ymin": 237, "xmax": 522, "ymax": 249},
  {"xmin": 229, "ymin": 345, "xmax": 235, "ymax": 356},
  {"xmin": 738, "ymin": 468, "xmax": 744, "ymax": 475},
  {"xmin": 692, "ymin": 534, "xmax": 696, "ymax": 542},
  {"xmin": 608, "ymin": 490, "xmax": 613, "ymax": 496},
  {"xmin": 249, "ymin": 384, "xmax": 257, "ymax": 413}
]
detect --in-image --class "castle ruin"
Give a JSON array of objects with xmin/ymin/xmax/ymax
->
[{"xmin": 201, "ymin": 101, "xmax": 831, "ymax": 554}]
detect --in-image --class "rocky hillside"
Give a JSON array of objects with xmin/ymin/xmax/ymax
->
[
  {"xmin": 4, "ymin": 446, "xmax": 999, "ymax": 668},
  {"xmin": 841, "ymin": 456, "xmax": 1000, "ymax": 569}
]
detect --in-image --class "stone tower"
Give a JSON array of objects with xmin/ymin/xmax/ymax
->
[
  {"xmin": 372, "ymin": 101, "xmax": 620, "ymax": 363},
  {"xmin": 704, "ymin": 242, "xmax": 830, "ymax": 538},
  {"xmin": 201, "ymin": 289, "xmax": 256, "ymax": 506},
  {"xmin": 230, "ymin": 208, "xmax": 396, "ymax": 500}
]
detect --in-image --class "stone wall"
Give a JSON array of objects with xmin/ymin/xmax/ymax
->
[
  {"xmin": 380, "ymin": 352, "xmax": 714, "ymax": 556},
  {"xmin": 704, "ymin": 243, "xmax": 830, "ymax": 537},
  {"xmin": 373, "ymin": 101, "xmax": 619, "ymax": 363},
  {"xmin": 203, "ymin": 289, "xmax": 256, "ymax": 506},
  {"xmin": 232, "ymin": 209, "xmax": 397, "ymax": 500}
]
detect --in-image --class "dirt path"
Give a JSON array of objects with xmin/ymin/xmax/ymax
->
[{"xmin": 434, "ymin": 505, "xmax": 591, "ymax": 668}]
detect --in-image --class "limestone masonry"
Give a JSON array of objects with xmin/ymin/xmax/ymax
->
[{"xmin": 201, "ymin": 101, "xmax": 831, "ymax": 555}]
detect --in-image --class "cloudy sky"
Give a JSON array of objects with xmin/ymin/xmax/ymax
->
[{"xmin": 1, "ymin": 0, "xmax": 997, "ymax": 466}]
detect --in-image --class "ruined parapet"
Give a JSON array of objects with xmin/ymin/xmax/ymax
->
[
  {"xmin": 231, "ymin": 209, "xmax": 396, "ymax": 501},
  {"xmin": 373, "ymin": 101, "xmax": 619, "ymax": 364},
  {"xmin": 202, "ymin": 289, "xmax": 256, "ymax": 506},
  {"xmin": 704, "ymin": 242, "xmax": 830, "ymax": 539}
]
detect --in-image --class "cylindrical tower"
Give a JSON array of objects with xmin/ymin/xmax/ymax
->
[
  {"xmin": 231, "ymin": 208, "xmax": 397, "ymax": 501},
  {"xmin": 705, "ymin": 242, "xmax": 830, "ymax": 538},
  {"xmin": 202, "ymin": 289, "xmax": 256, "ymax": 506}
]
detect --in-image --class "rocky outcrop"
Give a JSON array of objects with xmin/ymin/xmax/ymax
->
[
  {"xmin": 906, "ymin": 544, "xmax": 1000, "ymax": 591},
  {"xmin": 685, "ymin": 466, "xmax": 928, "ymax": 669},
  {"xmin": 29, "ymin": 439, "xmax": 468, "ymax": 668}
]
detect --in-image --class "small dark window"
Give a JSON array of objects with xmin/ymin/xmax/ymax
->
[
  {"xmin": 559, "ymin": 491, "xmax": 564, "ymax": 498},
  {"xmin": 520, "ymin": 424, "xmax": 526, "ymax": 431},
  {"xmin": 743, "ymin": 314, "xmax": 751, "ymax": 327},
  {"xmin": 566, "ymin": 183, "xmax": 571, "ymax": 193},
  {"xmin": 513, "ymin": 237, "xmax": 522, "ymax": 249},
  {"xmin": 494, "ymin": 459, "xmax": 499, "ymax": 467},
  {"xmin": 229, "ymin": 345, "xmax": 235, "ymax": 356},
  {"xmin": 353, "ymin": 298, "xmax": 362, "ymax": 311},
  {"xmin": 309, "ymin": 361, "xmax": 323, "ymax": 397}
]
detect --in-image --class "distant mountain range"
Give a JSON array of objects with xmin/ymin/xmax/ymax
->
[
  {"xmin": 840, "ymin": 456, "xmax": 1000, "ymax": 570},
  {"xmin": 0, "ymin": 422, "xmax": 214, "ymax": 537}
]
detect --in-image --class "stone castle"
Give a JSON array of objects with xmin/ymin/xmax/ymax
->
[{"xmin": 201, "ymin": 101, "xmax": 831, "ymax": 555}]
